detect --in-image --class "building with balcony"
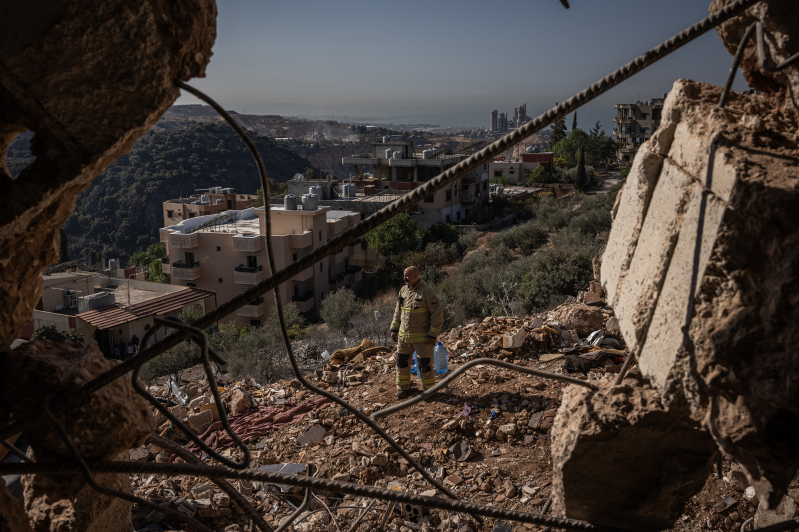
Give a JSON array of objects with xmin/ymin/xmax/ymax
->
[
  {"xmin": 163, "ymin": 185, "xmax": 258, "ymax": 227},
  {"xmin": 159, "ymin": 203, "xmax": 371, "ymax": 326},
  {"xmin": 487, "ymin": 152, "xmax": 554, "ymax": 185},
  {"xmin": 338, "ymin": 138, "xmax": 490, "ymax": 228},
  {"xmin": 613, "ymin": 95, "xmax": 667, "ymax": 162}
]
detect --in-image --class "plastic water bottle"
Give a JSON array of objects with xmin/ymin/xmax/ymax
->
[
  {"xmin": 434, "ymin": 342, "xmax": 449, "ymax": 374},
  {"xmin": 410, "ymin": 351, "xmax": 418, "ymax": 375}
]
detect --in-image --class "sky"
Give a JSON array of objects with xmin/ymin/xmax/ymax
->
[{"xmin": 176, "ymin": 0, "xmax": 749, "ymax": 130}]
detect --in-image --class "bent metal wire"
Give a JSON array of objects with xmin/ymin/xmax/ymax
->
[{"xmin": 3, "ymin": 1, "xmax": 786, "ymax": 530}]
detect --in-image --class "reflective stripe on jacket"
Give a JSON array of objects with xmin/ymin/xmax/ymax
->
[{"xmin": 390, "ymin": 281, "xmax": 443, "ymax": 342}]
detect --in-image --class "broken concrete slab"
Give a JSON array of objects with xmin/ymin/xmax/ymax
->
[
  {"xmin": 297, "ymin": 424, "xmax": 326, "ymax": 446},
  {"xmin": 548, "ymin": 304, "xmax": 605, "ymax": 338},
  {"xmin": 502, "ymin": 328, "xmax": 525, "ymax": 349},
  {"xmin": 754, "ymin": 495, "xmax": 797, "ymax": 528},
  {"xmin": 187, "ymin": 409, "xmax": 213, "ymax": 434},
  {"xmin": 551, "ymin": 378, "xmax": 717, "ymax": 531}
]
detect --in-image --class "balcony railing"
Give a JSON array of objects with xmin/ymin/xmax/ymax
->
[
  {"xmin": 291, "ymin": 292, "xmax": 314, "ymax": 302},
  {"xmin": 234, "ymin": 264, "xmax": 263, "ymax": 273},
  {"xmin": 329, "ymin": 273, "xmax": 346, "ymax": 284},
  {"xmin": 172, "ymin": 261, "xmax": 200, "ymax": 268},
  {"xmin": 346, "ymin": 266, "xmax": 362, "ymax": 274},
  {"xmin": 160, "ymin": 256, "xmax": 169, "ymax": 264}
]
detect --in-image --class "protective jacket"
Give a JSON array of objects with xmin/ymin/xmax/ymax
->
[{"xmin": 390, "ymin": 280, "xmax": 443, "ymax": 343}]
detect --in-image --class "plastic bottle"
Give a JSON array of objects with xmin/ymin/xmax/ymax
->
[
  {"xmin": 434, "ymin": 342, "xmax": 449, "ymax": 374},
  {"xmin": 410, "ymin": 351, "xmax": 418, "ymax": 375}
]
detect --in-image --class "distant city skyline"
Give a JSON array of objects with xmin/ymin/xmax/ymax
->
[{"xmin": 177, "ymin": 0, "xmax": 750, "ymax": 132}]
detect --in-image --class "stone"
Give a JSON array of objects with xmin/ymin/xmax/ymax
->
[
  {"xmin": 200, "ymin": 401, "xmax": 219, "ymax": 420},
  {"xmin": 583, "ymin": 281, "xmax": 605, "ymax": 305},
  {"xmin": 371, "ymin": 454, "xmax": 388, "ymax": 467},
  {"xmin": 187, "ymin": 409, "xmax": 213, "ymax": 434},
  {"xmin": 1, "ymin": 340, "xmax": 157, "ymax": 532},
  {"xmin": 504, "ymin": 481, "xmax": 517, "ymax": 498},
  {"xmin": 499, "ymin": 424, "xmax": 517, "ymax": 437},
  {"xmin": 549, "ymin": 304, "xmax": 605, "ymax": 338},
  {"xmin": 352, "ymin": 441, "xmax": 374, "ymax": 456},
  {"xmin": 502, "ymin": 328, "xmax": 525, "ymax": 349},
  {"xmin": 228, "ymin": 389, "xmax": 252, "ymax": 415},
  {"xmin": 0, "ymin": 0, "xmax": 216, "ymax": 347},
  {"xmin": 745, "ymin": 486, "xmax": 758, "ymax": 503},
  {"xmin": 332, "ymin": 473, "xmax": 351, "ymax": 482},
  {"xmin": 192, "ymin": 484, "xmax": 214, "ymax": 499},
  {"xmin": 601, "ymin": 77, "xmax": 799, "ymax": 508},
  {"xmin": 728, "ymin": 470, "xmax": 748, "ymax": 491},
  {"xmin": 444, "ymin": 475, "xmax": 463, "ymax": 487},
  {"xmin": 225, "ymin": 525, "xmax": 241, "ymax": 532},
  {"xmin": 168, "ymin": 404, "xmax": 187, "ymax": 420},
  {"xmin": 188, "ymin": 395, "xmax": 207, "ymax": 410},
  {"xmin": 551, "ymin": 379, "xmax": 717, "ymax": 531},
  {"xmin": 754, "ymin": 495, "xmax": 797, "ymax": 528},
  {"xmin": 0, "ymin": 476, "xmax": 34, "ymax": 532},
  {"xmin": 130, "ymin": 446, "xmax": 150, "ymax": 462},
  {"xmin": 213, "ymin": 492, "xmax": 230, "ymax": 508},
  {"xmin": 297, "ymin": 424, "xmax": 326, "ymax": 446}
]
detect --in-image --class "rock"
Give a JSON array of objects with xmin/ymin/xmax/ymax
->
[
  {"xmin": 499, "ymin": 424, "xmax": 517, "ymax": 437},
  {"xmin": 504, "ymin": 481, "xmax": 517, "ymax": 498},
  {"xmin": 371, "ymin": 454, "xmax": 389, "ymax": 467},
  {"xmin": 188, "ymin": 395, "xmax": 207, "ymax": 410},
  {"xmin": 502, "ymin": 328, "xmax": 525, "ymax": 349},
  {"xmin": 0, "ymin": 0, "xmax": 216, "ymax": 347},
  {"xmin": 332, "ymin": 473, "xmax": 351, "ymax": 482},
  {"xmin": 551, "ymin": 378, "xmax": 717, "ymax": 531},
  {"xmin": 225, "ymin": 525, "xmax": 241, "ymax": 532},
  {"xmin": 187, "ymin": 409, "xmax": 213, "ymax": 434},
  {"xmin": 130, "ymin": 446, "xmax": 150, "ymax": 462},
  {"xmin": 1, "ymin": 340, "xmax": 157, "ymax": 532},
  {"xmin": 745, "ymin": 486, "xmax": 758, "ymax": 503},
  {"xmin": 754, "ymin": 495, "xmax": 797, "ymax": 528},
  {"xmin": 604, "ymin": 316, "xmax": 621, "ymax": 338},
  {"xmin": 601, "ymin": 77, "xmax": 799, "ymax": 507},
  {"xmin": 444, "ymin": 475, "xmax": 463, "ymax": 487},
  {"xmin": 324, "ymin": 435, "xmax": 336, "ymax": 446},
  {"xmin": 353, "ymin": 441, "xmax": 374, "ymax": 456},
  {"xmin": 583, "ymin": 281, "xmax": 605, "ymax": 305},
  {"xmin": 298, "ymin": 424, "xmax": 326, "ymax": 446},
  {"xmin": 228, "ymin": 389, "xmax": 251, "ymax": 415},
  {"xmin": 200, "ymin": 402, "xmax": 219, "ymax": 421},
  {"xmin": 213, "ymin": 492, "xmax": 230, "ymax": 508},
  {"xmin": 168, "ymin": 405, "xmax": 187, "ymax": 420},
  {"xmin": 192, "ymin": 484, "xmax": 214, "ymax": 499},
  {"xmin": 549, "ymin": 304, "xmax": 605, "ymax": 337},
  {"xmin": 237, "ymin": 480, "xmax": 253, "ymax": 497},
  {"xmin": 728, "ymin": 470, "xmax": 748, "ymax": 491}
]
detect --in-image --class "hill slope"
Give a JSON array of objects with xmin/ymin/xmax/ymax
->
[{"xmin": 7, "ymin": 122, "xmax": 320, "ymax": 263}]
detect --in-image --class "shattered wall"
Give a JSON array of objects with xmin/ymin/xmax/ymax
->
[
  {"xmin": 0, "ymin": 0, "xmax": 217, "ymax": 348},
  {"xmin": 553, "ymin": 1, "xmax": 799, "ymax": 529}
]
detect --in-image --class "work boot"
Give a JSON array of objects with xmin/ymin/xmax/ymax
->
[{"xmin": 396, "ymin": 389, "xmax": 416, "ymax": 402}]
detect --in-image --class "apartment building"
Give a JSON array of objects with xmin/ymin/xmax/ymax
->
[
  {"xmin": 612, "ymin": 95, "xmax": 666, "ymax": 162},
  {"xmin": 488, "ymin": 151, "xmax": 554, "ymax": 185},
  {"xmin": 340, "ymin": 138, "xmax": 490, "ymax": 228},
  {"xmin": 160, "ymin": 204, "xmax": 372, "ymax": 326},
  {"xmin": 163, "ymin": 186, "xmax": 258, "ymax": 227}
]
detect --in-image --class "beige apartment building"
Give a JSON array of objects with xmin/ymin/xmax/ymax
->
[
  {"xmin": 160, "ymin": 204, "xmax": 375, "ymax": 326},
  {"xmin": 612, "ymin": 95, "xmax": 666, "ymax": 162},
  {"xmin": 163, "ymin": 186, "xmax": 258, "ymax": 227}
]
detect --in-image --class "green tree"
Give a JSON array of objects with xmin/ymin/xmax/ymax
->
[
  {"xmin": 32, "ymin": 324, "xmax": 85, "ymax": 345},
  {"xmin": 147, "ymin": 243, "xmax": 166, "ymax": 258},
  {"xmin": 58, "ymin": 227, "xmax": 70, "ymax": 263},
  {"xmin": 303, "ymin": 168, "xmax": 316, "ymax": 180},
  {"xmin": 420, "ymin": 223, "xmax": 459, "ymax": 250},
  {"xmin": 320, "ymin": 287, "xmax": 362, "ymax": 331},
  {"xmin": 548, "ymin": 103, "xmax": 568, "ymax": 150},
  {"xmin": 365, "ymin": 213, "xmax": 418, "ymax": 256},
  {"xmin": 575, "ymin": 144, "xmax": 589, "ymax": 191},
  {"xmin": 148, "ymin": 259, "xmax": 170, "ymax": 283},
  {"xmin": 526, "ymin": 166, "xmax": 549, "ymax": 186},
  {"xmin": 552, "ymin": 128, "xmax": 588, "ymax": 167},
  {"xmin": 253, "ymin": 180, "xmax": 289, "ymax": 207},
  {"xmin": 572, "ymin": 111, "xmax": 577, "ymax": 131},
  {"xmin": 520, "ymin": 249, "xmax": 594, "ymax": 313}
]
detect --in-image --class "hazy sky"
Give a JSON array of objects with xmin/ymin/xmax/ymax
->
[{"xmin": 176, "ymin": 0, "xmax": 748, "ymax": 130}]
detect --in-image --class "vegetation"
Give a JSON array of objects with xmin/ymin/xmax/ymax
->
[
  {"xmin": 364, "ymin": 213, "xmax": 418, "ymax": 256},
  {"xmin": 58, "ymin": 227, "xmax": 70, "ymax": 264},
  {"xmin": 6, "ymin": 123, "xmax": 321, "ymax": 264},
  {"xmin": 489, "ymin": 176, "xmax": 511, "ymax": 186},
  {"xmin": 320, "ymin": 287, "xmax": 362, "ymax": 331},
  {"xmin": 572, "ymin": 111, "xmax": 577, "ymax": 131},
  {"xmin": 526, "ymin": 166, "xmax": 549, "ymax": 186},
  {"xmin": 148, "ymin": 260, "xmax": 170, "ymax": 284},
  {"xmin": 549, "ymin": 105, "xmax": 568, "ymax": 150},
  {"xmin": 129, "ymin": 243, "xmax": 166, "ymax": 269},
  {"xmin": 32, "ymin": 324, "xmax": 85, "ymax": 345},
  {"xmin": 552, "ymin": 126, "xmax": 617, "ymax": 170},
  {"xmin": 620, "ymin": 168, "xmax": 630, "ymax": 178}
]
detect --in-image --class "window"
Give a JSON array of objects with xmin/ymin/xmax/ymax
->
[
  {"xmin": 446, "ymin": 190, "xmax": 452, "ymax": 201},
  {"xmin": 653, "ymin": 108, "xmax": 662, "ymax": 120},
  {"xmin": 218, "ymin": 278, "xmax": 223, "ymax": 283},
  {"xmin": 167, "ymin": 210, "xmax": 173, "ymax": 218},
  {"xmin": 320, "ymin": 262, "xmax": 323, "ymax": 272},
  {"xmin": 482, "ymin": 182, "xmax": 488, "ymax": 191},
  {"xmin": 446, "ymin": 215, "xmax": 451, "ymax": 223},
  {"xmin": 216, "ymin": 246, "xmax": 221, "ymax": 251},
  {"xmin": 319, "ymin": 231, "xmax": 322, "ymax": 242},
  {"xmin": 456, "ymin": 211, "xmax": 461, "ymax": 221},
  {"xmin": 494, "ymin": 170, "xmax": 503, "ymax": 177},
  {"xmin": 509, "ymin": 168, "xmax": 515, "ymax": 174},
  {"xmin": 424, "ymin": 195, "xmax": 434, "ymax": 203},
  {"xmin": 292, "ymin": 252, "xmax": 298, "ymax": 262},
  {"xmin": 227, "ymin": 199, "xmax": 232, "ymax": 209},
  {"xmin": 247, "ymin": 255, "xmax": 257, "ymax": 268},
  {"xmin": 189, "ymin": 213, "xmax": 196, "ymax": 218},
  {"xmin": 187, "ymin": 283, "xmax": 197, "ymax": 287},
  {"xmin": 483, "ymin": 163, "xmax": 486, "ymax": 169}
]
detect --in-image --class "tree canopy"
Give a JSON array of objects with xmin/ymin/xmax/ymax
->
[{"xmin": 364, "ymin": 213, "xmax": 418, "ymax": 256}]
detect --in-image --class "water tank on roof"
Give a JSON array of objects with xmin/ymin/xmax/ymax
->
[
  {"xmin": 393, "ymin": 150, "xmax": 402, "ymax": 159},
  {"xmin": 385, "ymin": 148, "xmax": 393, "ymax": 158},
  {"xmin": 383, "ymin": 136, "xmax": 389, "ymax": 143},
  {"xmin": 199, "ymin": 195, "xmax": 207, "ymax": 203},
  {"xmin": 284, "ymin": 194, "xmax": 297, "ymax": 210},
  {"xmin": 216, "ymin": 198, "xmax": 224, "ymax": 204},
  {"xmin": 390, "ymin": 135, "xmax": 402, "ymax": 141},
  {"xmin": 303, "ymin": 194, "xmax": 318, "ymax": 211},
  {"xmin": 225, "ymin": 188, "xmax": 235, "ymax": 194},
  {"xmin": 309, "ymin": 185, "xmax": 324, "ymax": 200},
  {"xmin": 108, "ymin": 259, "xmax": 117, "ymax": 270},
  {"xmin": 346, "ymin": 183, "xmax": 357, "ymax": 198}
]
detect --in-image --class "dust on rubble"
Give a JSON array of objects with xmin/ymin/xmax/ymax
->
[{"xmin": 127, "ymin": 299, "xmax": 784, "ymax": 532}]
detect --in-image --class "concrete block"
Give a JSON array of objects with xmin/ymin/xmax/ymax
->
[{"xmin": 502, "ymin": 328, "xmax": 525, "ymax": 349}]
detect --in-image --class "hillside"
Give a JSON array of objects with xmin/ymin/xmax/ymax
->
[{"xmin": 7, "ymin": 122, "xmax": 320, "ymax": 264}]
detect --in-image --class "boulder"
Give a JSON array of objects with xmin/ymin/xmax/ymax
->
[
  {"xmin": 601, "ymin": 77, "xmax": 799, "ymax": 507},
  {"xmin": 228, "ymin": 389, "xmax": 251, "ymax": 415},
  {"xmin": 754, "ymin": 495, "xmax": 797, "ymax": 528},
  {"xmin": 187, "ymin": 409, "xmax": 213, "ymax": 434},
  {"xmin": 549, "ymin": 304, "xmax": 605, "ymax": 337},
  {"xmin": 551, "ymin": 378, "xmax": 717, "ymax": 531}
]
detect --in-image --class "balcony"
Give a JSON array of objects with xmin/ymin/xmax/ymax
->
[
  {"xmin": 288, "ymin": 231, "xmax": 312, "ymax": 249},
  {"xmin": 236, "ymin": 296, "xmax": 266, "ymax": 318},
  {"xmin": 234, "ymin": 264, "xmax": 265, "ymax": 285},
  {"xmin": 169, "ymin": 233, "xmax": 199, "ymax": 249},
  {"xmin": 347, "ymin": 266, "xmax": 363, "ymax": 285},
  {"xmin": 328, "ymin": 272, "xmax": 346, "ymax": 291},
  {"xmin": 291, "ymin": 291, "xmax": 315, "ymax": 313},
  {"xmin": 329, "ymin": 248, "xmax": 348, "ymax": 266},
  {"xmin": 462, "ymin": 176, "xmax": 477, "ymax": 185},
  {"xmin": 233, "ymin": 234, "xmax": 262, "ymax": 252},
  {"xmin": 171, "ymin": 261, "xmax": 200, "ymax": 280}
]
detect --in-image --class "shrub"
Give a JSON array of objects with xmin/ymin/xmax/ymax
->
[
  {"xmin": 320, "ymin": 287, "xmax": 363, "ymax": 331},
  {"xmin": 489, "ymin": 221, "xmax": 548, "ymax": 255},
  {"xmin": 365, "ymin": 213, "xmax": 418, "ymax": 256},
  {"xmin": 620, "ymin": 168, "xmax": 630, "ymax": 178},
  {"xmin": 519, "ymin": 249, "xmax": 594, "ymax": 313},
  {"xmin": 567, "ymin": 209, "xmax": 612, "ymax": 235},
  {"xmin": 457, "ymin": 231, "xmax": 479, "ymax": 252},
  {"xmin": 526, "ymin": 166, "xmax": 549, "ymax": 186},
  {"xmin": 32, "ymin": 324, "xmax": 85, "ymax": 345},
  {"xmin": 420, "ymin": 223, "xmax": 459, "ymax": 249},
  {"xmin": 489, "ymin": 175, "xmax": 511, "ymax": 186}
]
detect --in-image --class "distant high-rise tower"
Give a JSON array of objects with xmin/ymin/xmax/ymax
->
[
  {"xmin": 491, "ymin": 110, "xmax": 498, "ymax": 132},
  {"xmin": 499, "ymin": 113, "xmax": 508, "ymax": 132}
]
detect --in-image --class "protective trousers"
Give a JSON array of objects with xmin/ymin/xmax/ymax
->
[{"xmin": 396, "ymin": 340, "xmax": 435, "ymax": 391}]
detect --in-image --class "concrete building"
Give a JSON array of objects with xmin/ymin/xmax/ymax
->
[
  {"xmin": 488, "ymin": 152, "xmax": 554, "ymax": 185},
  {"xmin": 498, "ymin": 113, "xmax": 509, "ymax": 132},
  {"xmin": 339, "ymin": 138, "xmax": 490, "ymax": 228},
  {"xmin": 490, "ymin": 110, "xmax": 498, "ymax": 132},
  {"xmin": 612, "ymin": 95, "xmax": 666, "ymax": 162},
  {"xmin": 163, "ymin": 186, "xmax": 258, "ymax": 227},
  {"xmin": 513, "ymin": 104, "xmax": 528, "ymax": 128},
  {"xmin": 30, "ymin": 271, "xmax": 215, "ymax": 357},
  {"xmin": 160, "ymin": 204, "xmax": 372, "ymax": 326}
]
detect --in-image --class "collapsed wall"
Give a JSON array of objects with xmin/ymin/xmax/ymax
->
[{"xmin": 553, "ymin": 1, "xmax": 799, "ymax": 528}]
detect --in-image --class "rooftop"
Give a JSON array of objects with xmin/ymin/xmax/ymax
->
[{"xmin": 76, "ymin": 287, "xmax": 216, "ymax": 329}]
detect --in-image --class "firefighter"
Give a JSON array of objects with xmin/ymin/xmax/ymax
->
[{"xmin": 390, "ymin": 265, "xmax": 444, "ymax": 400}]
